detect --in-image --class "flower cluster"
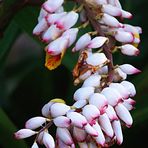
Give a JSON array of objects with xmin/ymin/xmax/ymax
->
[{"xmin": 14, "ymin": 0, "xmax": 142, "ymax": 147}]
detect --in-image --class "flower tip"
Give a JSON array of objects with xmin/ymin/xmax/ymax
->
[{"xmin": 135, "ymin": 50, "xmax": 140, "ymax": 56}]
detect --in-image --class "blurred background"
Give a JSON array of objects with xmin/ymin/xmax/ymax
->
[{"xmin": 0, "ymin": 0, "xmax": 148, "ymax": 147}]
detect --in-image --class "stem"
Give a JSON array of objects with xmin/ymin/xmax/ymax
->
[{"xmin": 75, "ymin": 0, "xmax": 114, "ymax": 84}]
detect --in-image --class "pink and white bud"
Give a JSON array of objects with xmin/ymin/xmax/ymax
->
[
  {"xmin": 92, "ymin": 122, "xmax": 105, "ymax": 146},
  {"xmin": 101, "ymin": 87, "xmax": 123, "ymax": 106},
  {"xmin": 119, "ymin": 64, "xmax": 141, "ymax": 75},
  {"xmin": 62, "ymin": 28, "xmax": 79, "ymax": 47},
  {"xmin": 38, "ymin": 8, "xmax": 48, "ymax": 22},
  {"xmin": 102, "ymin": 4, "xmax": 122, "ymax": 16},
  {"xmin": 115, "ymin": 31, "xmax": 134, "ymax": 43},
  {"xmin": 55, "ymin": 11, "xmax": 79, "ymax": 30},
  {"xmin": 55, "ymin": 6, "xmax": 64, "ymax": 13},
  {"xmin": 14, "ymin": 129, "xmax": 37, "ymax": 139},
  {"xmin": 46, "ymin": 12, "xmax": 67, "ymax": 25},
  {"xmin": 53, "ymin": 116, "xmax": 71, "ymax": 128},
  {"xmin": 89, "ymin": 93, "xmax": 108, "ymax": 114},
  {"xmin": 46, "ymin": 36, "xmax": 68, "ymax": 55},
  {"xmin": 82, "ymin": 105, "xmax": 100, "ymax": 125},
  {"xmin": 100, "ymin": 13, "xmax": 122, "ymax": 28},
  {"xmin": 43, "ymin": 132, "xmax": 55, "ymax": 148},
  {"xmin": 42, "ymin": 0, "xmax": 64, "ymax": 13},
  {"xmin": 121, "ymin": 81, "xmax": 136, "ymax": 97},
  {"xmin": 73, "ymin": 100, "xmax": 87, "ymax": 109},
  {"xmin": 86, "ymin": 53, "xmax": 108, "ymax": 66},
  {"xmin": 67, "ymin": 112, "xmax": 87, "ymax": 128},
  {"xmin": 120, "ymin": 44, "xmax": 140, "ymax": 56},
  {"xmin": 115, "ymin": 103, "xmax": 133, "ymax": 127},
  {"xmin": 78, "ymin": 142, "xmax": 88, "ymax": 148},
  {"xmin": 84, "ymin": 123, "xmax": 98, "ymax": 137},
  {"xmin": 112, "ymin": 120, "xmax": 123, "ymax": 145},
  {"xmin": 25, "ymin": 117, "xmax": 47, "ymax": 129},
  {"xmin": 105, "ymin": 105, "xmax": 118, "ymax": 121},
  {"xmin": 109, "ymin": 83, "xmax": 130, "ymax": 99},
  {"xmin": 82, "ymin": 74, "xmax": 101, "ymax": 88},
  {"xmin": 114, "ymin": 67, "xmax": 127, "ymax": 81},
  {"xmin": 122, "ymin": 98, "xmax": 136, "ymax": 111},
  {"xmin": 56, "ymin": 127, "xmax": 73, "ymax": 146},
  {"xmin": 31, "ymin": 142, "xmax": 39, "ymax": 148},
  {"xmin": 123, "ymin": 24, "xmax": 140, "ymax": 34},
  {"xmin": 121, "ymin": 10, "xmax": 132, "ymax": 19},
  {"xmin": 33, "ymin": 18, "xmax": 48, "ymax": 36},
  {"xmin": 50, "ymin": 103, "xmax": 70, "ymax": 118},
  {"xmin": 73, "ymin": 87, "xmax": 95, "ymax": 101},
  {"xmin": 41, "ymin": 102, "xmax": 54, "ymax": 118},
  {"xmin": 72, "ymin": 33, "xmax": 91, "ymax": 52},
  {"xmin": 42, "ymin": 25, "xmax": 62, "ymax": 43},
  {"xmin": 73, "ymin": 127, "xmax": 87, "ymax": 142},
  {"xmin": 98, "ymin": 113, "xmax": 114, "ymax": 137},
  {"xmin": 87, "ymin": 36, "xmax": 108, "ymax": 49}
]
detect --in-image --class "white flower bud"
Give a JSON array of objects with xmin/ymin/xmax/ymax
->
[
  {"xmin": 119, "ymin": 64, "xmax": 141, "ymax": 75},
  {"xmin": 55, "ymin": 11, "xmax": 79, "ymax": 30},
  {"xmin": 38, "ymin": 8, "xmax": 48, "ymax": 22},
  {"xmin": 120, "ymin": 44, "xmax": 140, "ymax": 56},
  {"xmin": 67, "ymin": 112, "xmax": 87, "ymax": 128},
  {"xmin": 43, "ymin": 132, "xmax": 55, "ymax": 148},
  {"xmin": 84, "ymin": 123, "xmax": 98, "ymax": 137},
  {"xmin": 14, "ymin": 129, "xmax": 37, "ymax": 139},
  {"xmin": 102, "ymin": 4, "xmax": 122, "ymax": 16},
  {"xmin": 56, "ymin": 127, "xmax": 74, "ymax": 146},
  {"xmin": 98, "ymin": 113, "xmax": 114, "ymax": 137},
  {"xmin": 72, "ymin": 100, "xmax": 87, "ymax": 109},
  {"xmin": 51, "ymin": 103, "xmax": 70, "ymax": 118},
  {"xmin": 101, "ymin": 87, "xmax": 122, "ymax": 106},
  {"xmin": 46, "ymin": 36, "xmax": 68, "ymax": 55},
  {"xmin": 42, "ymin": 0, "xmax": 64, "ymax": 13},
  {"xmin": 82, "ymin": 105, "xmax": 100, "ymax": 125},
  {"xmin": 53, "ymin": 116, "xmax": 71, "ymax": 128},
  {"xmin": 73, "ymin": 87, "xmax": 95, "ymax": 101},
  {"xmin": 86, "ymin": 53, "xmax": 108, "ymax": 66},
  {"xmin": 115, "ymin": 103, "xmax": 133, "ymax": 127},
  {"xmin": 31, "ymin": 142, "xmax": 39, "ymax": 148},
  {"xmin": 82, "ymin": 74, "xmax": 101, "ymax": 88},
  {"xmin": 121, "ymin": 10, "xmax": 132, "ymax": 19},
  {"xmin": 87, "ymin": 36, "xmax": 108, "ymax": 49},
  {"xmin": 112, "ymin": 120, "xmax": 123, "ymax": 145},
  {"xmin": 72, "ymin": 33, "xmax": 91, "ymax": 52},
  {"xmin": 121, "ymin": 81, "xmax": 136, "ymax": 97},
  {"xmin": 25, "ymin": 117, "xmax": 47, "ymax": 129},
  {"xmin": 89, "ymin": 93, "xmax": 108, "ymax": 114}
]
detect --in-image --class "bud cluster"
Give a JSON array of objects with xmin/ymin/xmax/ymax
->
[{"xmin": 14, "ymin": 0, "xmax": 142, "ymax": 147}]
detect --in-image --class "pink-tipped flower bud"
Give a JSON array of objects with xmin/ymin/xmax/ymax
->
[{"xmin": 122, "ymin": 98, "xmax": 136, "ymax": 111}]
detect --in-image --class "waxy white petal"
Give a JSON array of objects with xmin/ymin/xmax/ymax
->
[
  {"xmin": 73, "ymin": 127, "xmax": 87, "ymax": 142},
  {"xmin": 38, "ymin": 8, "xmax": 48, "ymax": 22},
  {"xmin": 73, "ymin": 100, "xmax": 87, "ymax": 109},
  {"xmin": 42, "ymin": 0, "xmax": 64, "ymax": 13},
  {"xmin": 72, "ymin": 33, "xmax": 91, "ymax": 52},
  {"xmin": 56, "ymin": 128, "xmax": 73, "ymax": 146},
  {"xmin": 89, "ymin": 93, "xmax": 108, "ymax": 114},
  {"xmin": 82, "ymin": 74, "xmax": 101, "ymax": 88},
  {"xmin": 101, "ymin": 87, "xmax": 122, "ymax": 106},
  {"xmin": 73, "ymin": 87, "xmax": 95, "ymax": 101},
  {"xmin": 121, "ymin": 10, "xmax": 132, "ymax": 19},
  {"xmin": 109, "ymin": 83, "xmax": 130, "ymax": 99},
  {"xmin": 98, "ymin": 113, "xmax": 114, "ymax": 137},
  {"xmin": 105, "ymin": 105, "xmax": 118, "ymax": 121},
  {"xmin": 53, "ymin": 116, "xmax": 71, "ymax": 128},
  {"xmin": 82, "ymin": 105, "xmax": 100, "ymax": 125},
  {"xmin": 112, "ymin": 120, "xmax": 123, "ymax": 145},
  {"xmin": 121, "ymin": 81, "xmax": 136, "ymax": 97},
  {"xmin": 115, "ymin": 103, "xmax": 133, "ymax": 127},
  {"xmin": 122, "ymin": 98, "xmax": 136, "ymax": 111},
  {"xmin": 31, "ymin": 142, "xmax": 39, "ymax": 148},
  {"xmin": 86, "ymin": 53, "xmax": 108, "ymax": 66},
  {"xmin": 25, "ymin": 117, "xmax": 46, "ymax": 129},
  {"xmin": 84, "ymin": 123, "xmax": 98, "ymax": 137},
  {"xmin": 43, "ymin": 132, "xmax": 55, "ymax": 148},
  {"xmin": 120, "ymin": 44, "xmax": 140, "ymax": 56},
  {"xmin": 51, "ymin": 103, "xmax": 70, "ymax": 118},
  {"xmin": 87, "ymin": 36, "xmax": 108, "ymax": 49},
  {"xmin": 14, "ymin": 129, "xmax": 37, "ymax": 139},
  {"xmin": 92, "ymin": 122, "xmax": 105, "ymax": 146},
  {"xmin": 67, "ymin": 112, "xmax": 87, "ymax": 128},
  {"xmin": 119, "ymin": 64, "xmax": 141, "ymax": 75}
]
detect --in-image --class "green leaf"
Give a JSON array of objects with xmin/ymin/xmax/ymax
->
[{"xmin": 0, "ymin": 107, "xmax": 27, "ymax": 148}]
